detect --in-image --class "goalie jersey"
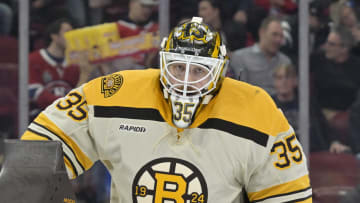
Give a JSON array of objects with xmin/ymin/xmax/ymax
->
[{"xmin": 22, "ymin": 69, "xmax": 312, "ymax": 203}]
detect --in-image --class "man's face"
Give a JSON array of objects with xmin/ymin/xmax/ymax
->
[
  {"xmin": 274, "ymin": 68, "xmax": 297, "ymax": 96},
  {"xmin": 167, "ymin": 62, "xmax": 211, "ymax": 95},
  {"xmin": 260, "ymin": 21, "xmax": 284, "ymax": 56},
  {"xmin": 324, "ymin": 32, "xmax": 344, "ymax": 60},
  {"xmin": 54, "ymin": 22, "xmax": 73, "ymax": 50},
  {"xmin": 130, "ymin": 1, "xmax": 154, "ymax": 23},
  {"xmin": 198, "ymin": 1, "xmax": 218, "ymax": 25}
]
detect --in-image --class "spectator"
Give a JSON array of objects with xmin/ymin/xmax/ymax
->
[
  {"xmin": 330, "ymin": 0, "xmax": 358, "ymax": 29},
  {"xmin": 222, "ymin": 20, "xmax": 248, "ymax": 54},
  {"xmin": 271, "ymin": 64, "xmax": 299, "ymax": 134},
  {"xmin": 65, "ymin": 0, "xmax": 112, "ymax": 27},
  {"xmin": 229, "ymin": 15, "xmax": 292, "ymax": 95},
  {"xmin": 222, "ymin": 20, "xmax": 248, "ymax": 78},
  {"xmin": 169, "ymin": 0, "xmax": 198, "ymax": 28},
  {"xmin": 198, "ymin": 0, "xmax": 223, "ymax": 32},
  {"xmin": 0, "ymin": 3, "xmax": 13, "ymax": 35},
  {"xmin": 28, "ymin": 18, "xmax": 82, "ymax": 121},
  {"xmin": 308, "ymin": 0, "xmax": 331, "ymax": 53},
  {"xmin": 84, "ymin": 0, "xmax": 159, "ymax": 86},
  {"xmin": 255, "ymin": 0, "xmax": 297, "ymax": 17},
  {"xmin": 113, "ymin": 0, "xmax": 159, "ymax": 69},
  {"xmin": 310, "ymin": 26, "xmax": 360, "ymax": 151},
  {"xmin": 197, "ymin": 0, "xmax": 228, "ymax": 44},
  {"xmin": 271, "ymin": 63, "xmax": 347, "ymax": 152},
  {"xmin": 28, "ymin": 0, "xmax": 69, "ymax": 25},
  {"xmin": 231, "ymin": 0, "xmax": 254, "ymax": 24},
  {"xmin": 246, "ymin": 5, "xmax": 269, "ymax": 43},
  {"xmin": 280, "ymin": 0, "xmax": 332, "ymax": 63},
  {"xmin": 330, "ymin": 0, "xmax": 360, "ymax": 56}
]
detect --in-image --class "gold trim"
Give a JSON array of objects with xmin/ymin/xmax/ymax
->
[
  {"xmin": 248, "ymin": 175, "xmax": 310, "ymax": 201},
  {"xmin": 34, "ymin": 113, "xmax": 93, "ymax": 170}
]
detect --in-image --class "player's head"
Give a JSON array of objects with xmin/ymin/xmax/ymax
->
[{"xmin": 160, "ymin": 17, "xmax": 228, "ymax": 128}]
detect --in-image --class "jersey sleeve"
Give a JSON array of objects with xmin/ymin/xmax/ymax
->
[
  {"xmin": 246, "ymin": 108, "xmax": 312, "ymax": 203},
  {"xmin": 21, "ymin": 84, "xmax": 97, "ymax": 179}
]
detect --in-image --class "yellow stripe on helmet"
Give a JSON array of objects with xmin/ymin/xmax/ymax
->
[
  {"xmin": 211, "ymin": 33, "xmax": 221, "ymax": 58},
  {"xmin": 164, "ymin": 31, "xmax": 174, "ymax": 52}
]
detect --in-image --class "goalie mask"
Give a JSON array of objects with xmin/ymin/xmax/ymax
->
[{"xmin": 160, "ymin": 17, "xmax": 228, "ymax": 128}]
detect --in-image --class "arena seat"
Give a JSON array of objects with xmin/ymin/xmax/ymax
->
[
  {"xmin": 0, "ymin": 36, "xmax": 18, "ymax": 134},
  {"xmin": 310, "ymin": 151, "xmax": 360, "ymax": 203},
  {"xmin": 0, "ymin": 36, "xmax": 18, "ymax": 63},
  {"xmin": 0, "ymin": 140, "xmax": 76, "ymax": 203},
  {"xmin": 0, "ymin": 63, "xmax": 18, "ymax": 138}
]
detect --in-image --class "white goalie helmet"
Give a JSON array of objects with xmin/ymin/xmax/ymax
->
[{"xmin": 160, "ymin": 17, "xmax": 228, "ymax": 128}]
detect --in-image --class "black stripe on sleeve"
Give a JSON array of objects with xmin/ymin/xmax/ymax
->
[
  {"xmin": 27, "ymin": 127, "xmax": 79, "ymax": 177},
  {"xmin": 27, "ymin": 128, "xmax": 52, "ymax": 140},
  {"xmin": 198, "ymin": 118, "xmax": 269, "ymax": 147},
  {"xmin": 63, "ymin": 153, "xmax": 79, "ymax": 178},
  {"xmin": 94, "ymin": 106, "xmax": 165, "ymax": 122},
  {"xmin": 32, "ymin": 121, "xmax": 85, "ymax": 172},
  {"xmin": 283, "ymin": 194, "xmax": 312, "ymax": 203},
  {"xmin": 252, "ymin": 186, "xmax": 312, "ymax": 203}
]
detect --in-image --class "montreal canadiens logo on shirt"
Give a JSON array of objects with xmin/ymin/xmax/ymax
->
[{"xmin": 132, "ymin": 158, "xmax": 208, "ymax": 203}]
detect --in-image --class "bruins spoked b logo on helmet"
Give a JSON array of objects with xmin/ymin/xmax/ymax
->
[
  {"xmin": 132, "ymin": 158, "xmax": 208, "ymax": 203},
  {"xmin": 170, "ymin": 18, "xmax": 219, "ymax": 57},
  {"xmin": 160, "ymin": 17, "xmax": 228, "ymax": 129}
]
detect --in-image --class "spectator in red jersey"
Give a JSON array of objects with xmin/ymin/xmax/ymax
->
[{"xmin": 28, "ymin": 18, "xmax": 82, "ymax": 121}]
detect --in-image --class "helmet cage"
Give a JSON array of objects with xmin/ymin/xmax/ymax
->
[{"xmin": 160, "ymin": 51, "xmax": 225, "ymax": 99}]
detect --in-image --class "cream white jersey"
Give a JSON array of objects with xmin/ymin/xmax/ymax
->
[{"xmin": 22, "ymin": 69, "xmax": 312, "ymax": 203}]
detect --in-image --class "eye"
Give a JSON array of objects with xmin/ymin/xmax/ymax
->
[
  {"xmin": 174, "ymin": 64, "xmax": 186, "ymax": 72},
  {"xmin": 169, "ymin": 63, "xmax": 186, "ymax": 76},
  {"xmin": 192, "ymin": 67, "xmax": 206, "ymax": 75}
]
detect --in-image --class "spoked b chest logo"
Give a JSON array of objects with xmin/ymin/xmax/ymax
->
[{"xmin": 132, "ymin": 158, "xmax": 208, "ymax": 203}]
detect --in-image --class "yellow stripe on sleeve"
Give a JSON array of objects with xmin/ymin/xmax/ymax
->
[
  {"xmin": 34, "ymin": 113, "xmax": 93, "ymax": 170},
  {"xmin": 22, "ymin": 126, "xmax": 78, "ymax": 178},
  {"xmin": 21, "ymin": 130, "xmax": 50, "ymax": 141},
  {"xmin": 64, "ymin": 156, "xmax": 77, "ymax": 179},
  {"xmin": 248, "ymin": 175, "xmax": 311, "ymax": 201}
]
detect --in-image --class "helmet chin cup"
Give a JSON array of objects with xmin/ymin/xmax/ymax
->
[{"xmin": 170, "ymin": 94, "xmax": 200, "ymax": 128}]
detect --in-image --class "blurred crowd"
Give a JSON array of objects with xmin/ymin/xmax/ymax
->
[{"xmin": 2, "ymin": 0, "xmax": 360, "ymax": 202}]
